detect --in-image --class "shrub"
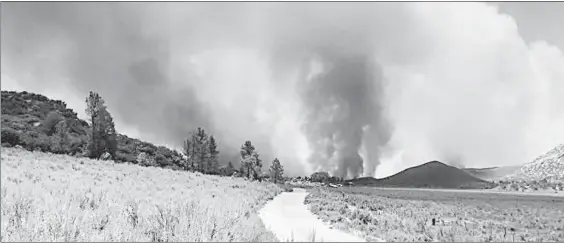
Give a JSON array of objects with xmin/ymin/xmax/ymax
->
[
  {"xmin": 311, "ymin": 171, "xmax": 330, "ymax": 183},
  {"xmin": 137, "ymin": 152, "xmax": 156, "ymax": 167},
  {"xmin": 20, "ymin": 131, "xmax": 51, "ymax": 152},
  {"xmin": 49, "ymin": 136, "xmax": 67, "ymax": 154},
  {"xmin": 155, "ymin": 153, "xmax": 171, "ymax": 167},
  {"xmin": 116, "ymin": 151, "xmax": 136, "ymax": 163},
  {"xmin": 68, "ymin": 136, "xmax": 87, "ymax": 155},
  {"xmin": 42, "ymin": 111, "xmax": 64, "ymax": 136},
  {"xmin": 1, "ymin": 127, "xmax": 21, "ymax": 146}
]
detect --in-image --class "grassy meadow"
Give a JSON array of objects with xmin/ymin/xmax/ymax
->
[
  {"xmin": 0, "ymin": 147, "xmax": 283, "ymax": 241},
  {"xmin": 304, "ymin": 187, "xmax": 564, "ymax": 242}
]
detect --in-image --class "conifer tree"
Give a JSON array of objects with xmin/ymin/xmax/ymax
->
[
  {"xmin": 183, "ymin": 132, "xmax": 197, "ymax": 171},
  {"xmin": 85, "ymin": 91, "xmax": 117, "ymax": 159},
  {"xmin": 239, "ymin": 140, "xmax": 264, "ymax": 180},
  {"xmin": 226, "ymin": 161, "xmax": 235, "ymax": 176},
  {"xmin": 240, "ymin": 141, "xmax": 255, "ymax": 179},
  {"xmin": 194, "ymin": 127, "xmax": 209, "ymax": 173},
  {"xmin": 208, "ymin": 135, "xmax": 219, "ymax": 174},
  {"xmin": 269, "ymin": 158, "xmax": 284, "ymax": 183}
]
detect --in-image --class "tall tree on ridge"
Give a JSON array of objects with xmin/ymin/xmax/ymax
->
[{"xmin": 85, "ymin": 91, "xmax": 116, "ymax": 159}]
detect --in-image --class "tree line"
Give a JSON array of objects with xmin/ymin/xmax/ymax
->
[
  {"xmin": 84, "ymin": 91, "xmax": 284, "ymax": 182},
  {"xmin": 1, "ymin": 90, "xmax": 285, "ymax": 183}
]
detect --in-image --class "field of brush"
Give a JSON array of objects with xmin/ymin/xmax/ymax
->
[
  {"xmin": 304, "ymin": 186, "xmax": 564, "ymax": 242},
  {"xmin": 0, "ymin": 147, "xmax": 283, "ymax": 241}
]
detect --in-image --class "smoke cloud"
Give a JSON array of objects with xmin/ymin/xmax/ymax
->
[
  {"xmin": 293, "ymin": 54, "xmax": 390, "ymax": 179},
  {"xmin": 2, "ymin": 2, "xmax": 564, "ymax": 178}
]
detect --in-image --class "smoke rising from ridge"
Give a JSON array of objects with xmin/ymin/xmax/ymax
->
[
  {"xmin": 294, "ymin": 54, "xmax": 390, "ymax": 178},
  {"xmin": 2, "ymin": 2, "xmax": 564, "ymax": 178}
]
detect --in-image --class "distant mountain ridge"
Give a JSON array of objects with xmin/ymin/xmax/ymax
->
[{"xmin": 349, "ymin": 161, "xmax": 494, "ymax": 189}]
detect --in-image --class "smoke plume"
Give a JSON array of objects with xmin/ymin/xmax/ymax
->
[
  {"xmin": 2, "ymin": 2, "xmax": 564, "ymax": 178},
  {"xmin": 293, "ymin": 54, "xmax": 390, "ymax": 178}
]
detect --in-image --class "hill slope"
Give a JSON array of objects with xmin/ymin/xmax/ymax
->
[
  {"xmin": 463, "ymin": 165, "xmax": 522, "ymax": 182},
  {"xmin": 350, "ymin": 161, "xmax": 494, "ymax": 189},
  {"xmin": 1, "ymin": 90, "xmax": 185, "ymax": 169},
  {"xmin": 503, "ymin": 144, "xmax": 564, "ymax": 183}
]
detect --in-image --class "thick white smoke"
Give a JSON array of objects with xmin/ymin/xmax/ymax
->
[
  {"xmin": 375, "ymin": 3, "xmax": 564, "ymax": 177},
  {"xmin": 1, "ymin": 3, "xmax": 563, "ymax": 178}
]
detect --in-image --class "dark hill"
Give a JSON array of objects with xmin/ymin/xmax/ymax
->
[
  {"xmin": 349, "ymin": 161, "xmax": 495, "ymax": 189},
  {"xmin": 1, "ymin": 90, "xmax": 185, "ymax": 170}
]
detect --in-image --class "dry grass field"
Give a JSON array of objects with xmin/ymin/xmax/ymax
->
[
  {"xmin": 0, "ymin": 147, "xmax": 283, "ymax": 241},
  {"xmin": 305, "ymin": 187, "xmax": 564, "ymax": 242}
]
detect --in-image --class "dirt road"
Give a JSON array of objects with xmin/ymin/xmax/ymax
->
[{"xmin": 258, "ymin": 188, "xmax": 367, "ymax": 242}]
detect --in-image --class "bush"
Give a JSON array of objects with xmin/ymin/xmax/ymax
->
[
  {"xmin": 49, "ymin": 136, "xmax": 67, "ymax": 154},
  {"xmin": 116, "ymin": 151, "xmax": 136, "ymax": 163},
  {"xmin": 155, "ymin": 153, "xmax": 171, "ymax": 167},
  {"xmin": 42, "ymin": 111, "xmax": 64, "ymax": 136},
  {"xmin": 137, "ymin": 152, "xmax": 156, "ymax": 167},
  {"xmin": 20, "ymin": 131, "xmax": 51, "ymax": 152},
  {"xmin": 68, "ymin": 137, "xmax": 87, "ymax": 155},
  {"xmin": 311, "ymin": 171, "xmax": 330, "ymax": 183},
  {"xmin": 1, "ymin": 127, "xmax": 21, "ymax": 146}
]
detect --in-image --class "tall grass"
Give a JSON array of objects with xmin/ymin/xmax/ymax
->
[
  {"xmin": 1, "ymin": 147, "xmax": 282, "ymax": 241},
  {"xmin": 305, "ymin": 187, "xmax": 564, "ymax": 242}
]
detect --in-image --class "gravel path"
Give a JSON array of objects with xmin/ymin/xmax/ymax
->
[{"xmin": 258, "ymin": 188, "xmax": 367, "ymax": 242}]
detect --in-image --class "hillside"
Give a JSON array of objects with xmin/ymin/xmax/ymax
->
[
  {"xmin": 1, "ymin": 90, "xmax": 185, "ymax": 170},
  {"xmin": 463, "ymin": 165, "xmax": 522, "ymax": 181},
  {"xmin": 0, "ymin": 147, "xmax": 282, "ymax": 241},
  {"xmin": 487, "ymin": 144, "xmax": 564, "ymax": 193},
  {"xmin": 503, "ymin": 144, "xmax": 564, "ymax": 183},
  {"xmin": 349, "ymin": 161, "xmax": 494, "ymax": 189}
]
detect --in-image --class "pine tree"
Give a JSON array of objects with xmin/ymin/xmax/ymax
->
[
  {"xmin": 194, "ymin": 127, "xmax": 209, "ymax": 173},
  {"xmin": 251, "ymin": 151, "xmax": 262, "ymax": 180},
  {"xmin": 208, "ymin": 135, "xmax": 219, "ymax": 174},
  {"xmin": 85, "ymin": 91, "xmax": 117, "ymax": 159},
  {"xmin": 99, "ymin": 108, "xmax": 117, "ymax": 158},
  {"xmin": 239, "ymin": 162, "xmax": 246, "ymax": 176},
  {"xmin": 183, "ymin": 137, "xmax": 191, "ymax": 170},
  {"xmin": 240, "ymin": 141, "xmax": 255, "ymax": 179},
  {"xmin": 269, "ymin": 158, "xmax": 284, "ymax": 183},
  {"xmin": 183, "ymin": 132, "xmax": 196, "ymax": 171},
  {"xmin": 226, "ymin": 161, "xmax": 235, "ymax": 176},
  {"xmin": 85, "ymin": 91, "xmax": 104, "ymax": 158},
  {"xmin": 190, "ymin": 131, "xmax": 198, "ymax": 170}
]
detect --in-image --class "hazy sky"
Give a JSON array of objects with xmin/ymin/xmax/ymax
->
[{"xmin": 2, "ymin": 2, "xmax": 563, "ymax": 178}]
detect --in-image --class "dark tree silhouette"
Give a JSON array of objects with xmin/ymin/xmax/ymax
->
[{"xmin": 85, "ymin": 91, "xmax": 116, "ymax": 159}]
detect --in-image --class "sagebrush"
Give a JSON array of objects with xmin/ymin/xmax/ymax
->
[
  {"xmin": 1, "ymin": 148, "xmax": 283, "ymax": 241},
  {"xmin": 304, "ymin": 187, "xmax": 564, "ymax": 242}
]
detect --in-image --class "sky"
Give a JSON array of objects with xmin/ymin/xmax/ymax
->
[{"xmin": 1, "ymin": 2, "xmax": 563, "ymax": 178}]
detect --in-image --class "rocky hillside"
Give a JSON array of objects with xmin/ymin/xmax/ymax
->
[
  {"xmin": 485, "ymin": 144, "xmax": 564, "ymax": 193},
  {"xmin": 1, "ymin": 90, "xmax": 185, "ymax": 170},
  {"xmin": 503, "ymin": 144, "xmax": 564, "ymax": 183}
]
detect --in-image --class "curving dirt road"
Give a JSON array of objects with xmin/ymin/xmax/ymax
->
[{"xmin": 258, "ymin": 188, "xmax": 366, "ymax": 242}]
